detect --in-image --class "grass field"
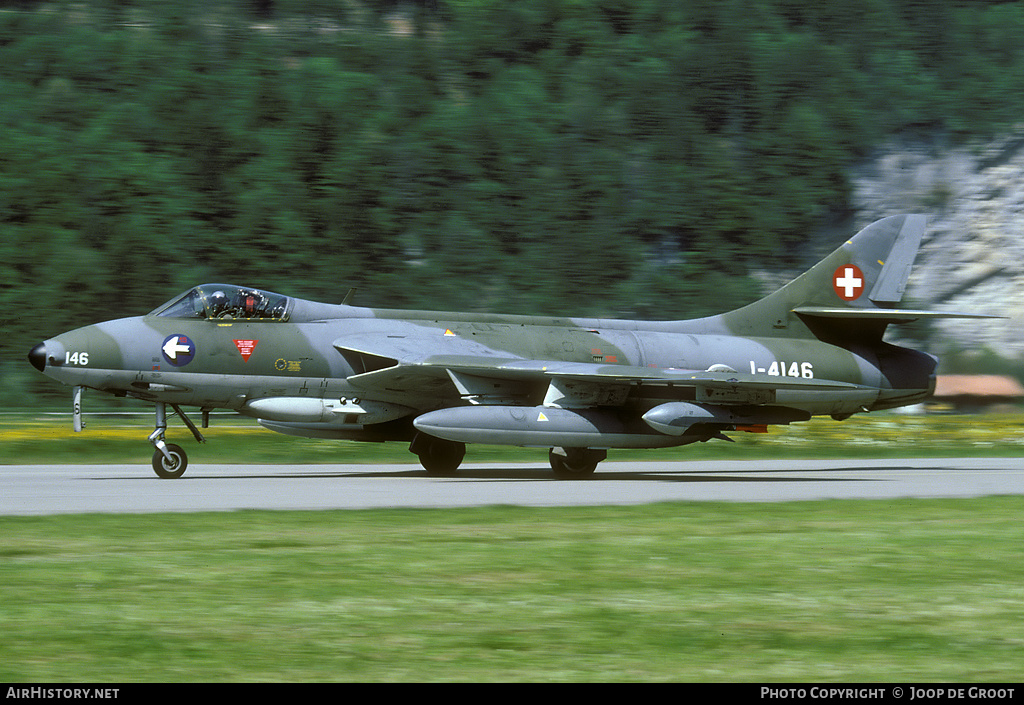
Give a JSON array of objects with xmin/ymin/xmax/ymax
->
[
  {"xmin": 2, "ymin": 499, "xmax": 1024, "ymax": 682},
  {"xmin": 2, "ymin": 412, "xmax": 1023, "ymax": 682}
]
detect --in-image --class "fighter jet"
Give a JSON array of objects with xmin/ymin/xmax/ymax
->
[{"xmin": 28, "ymin": 215, "xmax": 993, "ymax": 478}]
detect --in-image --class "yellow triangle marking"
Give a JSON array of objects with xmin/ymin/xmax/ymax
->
[
  {"xmin": 537, "ymin": 412, "xmax": 549, "ymax": 422},
  {"xmin": 444, "ymin": 329, "xmax": 456, "ymax": 337}
]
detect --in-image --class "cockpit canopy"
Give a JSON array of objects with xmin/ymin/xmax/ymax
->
[{"xmin": 150, "ymin": 284, "xmax": 291, "ymax": 321}]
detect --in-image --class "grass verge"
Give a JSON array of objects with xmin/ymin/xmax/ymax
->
[
  {"xmin": 3, "ymin": 412, "xmax": 1023, "ymax": 681},
  {"xmin": 1, "ymin": 498, "xmax": 1023, "ymax": 682}
]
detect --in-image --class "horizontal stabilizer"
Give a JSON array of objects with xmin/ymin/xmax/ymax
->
[{"xmin": 794, "ymin": 306, "xmax": 1003, "ymax": 322}]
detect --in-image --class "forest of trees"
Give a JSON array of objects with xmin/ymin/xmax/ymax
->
[{"xmin": 4, "ymin": 0, "xmax": 1024, "ymax": 405}]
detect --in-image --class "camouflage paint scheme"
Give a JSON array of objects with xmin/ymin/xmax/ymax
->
[{"xmin": 29, "ymin": 215, "xmax": 993, "ymax": 478}]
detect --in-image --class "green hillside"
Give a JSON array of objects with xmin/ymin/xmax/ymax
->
[{"xmin": 5, "ymin": 0, "xmax": 1024, "ymax": 405}]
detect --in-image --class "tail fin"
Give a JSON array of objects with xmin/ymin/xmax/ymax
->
[{"xmin": 720, "ymin": 215, "xmax": 991, "ymax": 341}]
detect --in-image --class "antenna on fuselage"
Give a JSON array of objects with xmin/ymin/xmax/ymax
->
[{"xmin": 342, "ymin": 287, "xmax": 358, "ymax": 305}]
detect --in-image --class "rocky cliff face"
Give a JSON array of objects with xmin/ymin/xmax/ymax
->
[{"xmin": 850, "ymin": 130, "xmax": 1024, "ymax": 362}]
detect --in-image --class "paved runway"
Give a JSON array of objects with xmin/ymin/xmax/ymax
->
[{"xmin": 2, "ymin": 457, "xmax": 1024, "ymax": 515}]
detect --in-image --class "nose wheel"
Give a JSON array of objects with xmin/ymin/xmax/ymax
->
[
  {"xmin": 148, "ymin": 402, "xmax": 204, "ymax": 478},
  {"xmin": 152, "ymin": 443, "xmax": 188, "ymax": 479}
]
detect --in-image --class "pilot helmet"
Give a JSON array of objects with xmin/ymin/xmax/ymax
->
[{"xmin": 208, "ymin": 290, "xmax": 227, "ymax": 314}]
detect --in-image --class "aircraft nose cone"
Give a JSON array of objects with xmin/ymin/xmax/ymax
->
[{"xmin": 28, "ymin": 342, "xmax": 47, "ymax": 372}]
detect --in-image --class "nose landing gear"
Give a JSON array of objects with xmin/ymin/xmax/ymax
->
[
  {"xmin": 149, "ymin": 402, "xmax": 205, "ymax": 479},
  {"xmin": 152, "ymin": 441, "xmax": 188, "ymax": 479}
]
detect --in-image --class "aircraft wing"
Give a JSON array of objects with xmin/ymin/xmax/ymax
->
[
  {"xmin": 335, "ymin": 334, "xmax": 528, "ymax": 399},
  {"xmin": 539, "ymin": 366, "xmax": 869, "ymax": 407},
  {"xmin": 334, "ymin": 336, "xmax": 870, "ymax": 408}
]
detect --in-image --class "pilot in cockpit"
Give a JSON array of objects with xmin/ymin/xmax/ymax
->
[{"xmin": 207, "ymin": 290, "xmax": 228, "ymax": 318}]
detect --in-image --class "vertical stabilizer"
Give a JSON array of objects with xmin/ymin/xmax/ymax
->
[{"xmin": 718, "ymin": 215, "xmax": 927, "ymax": 339}]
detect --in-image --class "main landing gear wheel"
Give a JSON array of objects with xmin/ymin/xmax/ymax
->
[
  {"xmin": 549, "ymin": 447, "xmax": 605, "ymax": 478},
  {"xmin": 410, "ymin": 433, "xmax": 466, "ymax": 475},
  {"xmin": 152, "ymin": 443, "xmax": 188, "ymax": 479}
]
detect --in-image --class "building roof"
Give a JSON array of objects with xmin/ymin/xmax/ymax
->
[{"xmin": 933, "ymin": 375, "xmax": 1024, "ymax": 398}]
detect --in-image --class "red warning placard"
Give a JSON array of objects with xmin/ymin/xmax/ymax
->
[{"xmin": 234, "ymin": 339, "xmax": 258, "ymax": 361}]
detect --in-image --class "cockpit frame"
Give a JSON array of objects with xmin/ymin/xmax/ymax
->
[{"xmin": 150, "ymin": 284, "xmax": 291, "ymax": 322}]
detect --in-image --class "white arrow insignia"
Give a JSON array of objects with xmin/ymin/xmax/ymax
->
[{"xmin": 162, "ymin": 336, "xmax": 191, "ymax": 360}]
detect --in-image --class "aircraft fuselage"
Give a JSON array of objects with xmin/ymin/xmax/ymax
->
[{"xmin": 34, "ymin": 305, "xmax": 932, "ymax": 427}]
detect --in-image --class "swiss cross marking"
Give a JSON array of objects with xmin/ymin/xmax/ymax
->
[{"xmin": 833, "ymin": 265, "xmax": 864, "ymax": 301}]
